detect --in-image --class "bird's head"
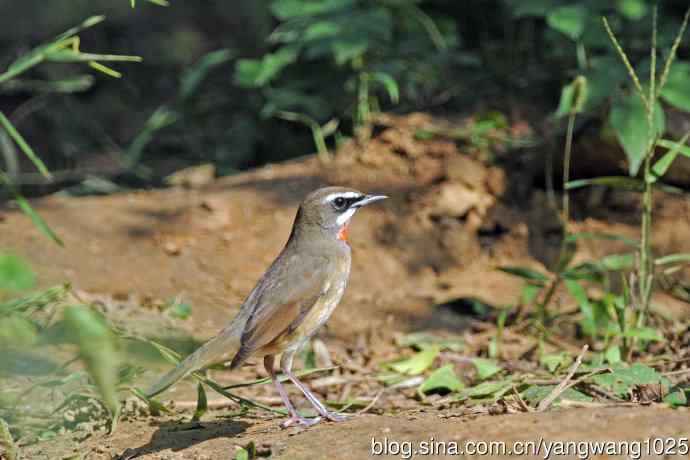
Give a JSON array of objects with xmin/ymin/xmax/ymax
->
[{"xmin": 292, "ymin": 186, "xmax": 387, "ymax": 242}]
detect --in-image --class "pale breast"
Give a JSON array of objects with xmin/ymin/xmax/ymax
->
[{"xmin": 281, "ymin": 256, "xmax": 351, "ymax": 354}]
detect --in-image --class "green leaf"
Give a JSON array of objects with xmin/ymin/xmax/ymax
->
[
  {"xmin": 506, "ymin": 0, "xmax": 551, "ymax": 18},
  {"xmin": 462, "ymin": 380, "xmax": 512, "ymax": 398},
  {"xmin": 192, "ymin": 383, "xmax": 208, "ymax": 421},
  {"xmin": 472, "ymin": 358, "xmax": 502, "ymax": 380},
  {"xmin": 388, "ymin": 346, "xmax": 439, "ymax": 375},
  {"xmin": 168, "ymin": 300, "xmax": 192, "ymax": 319},
  {"xmin": 592, "ymin": 363, "xmax": 670, "ymax": 396},
  {"xmin": 331, "ymin": 39, "xmax": 368, "ymax": 65},
  {"xmin": 657, "ymin": 138, "xmax": 690, "ymax": 158},
  {"xmin": 546, "ymin": 5, "xmax": 589, "ymax": 40},
  {"xmin": 63, "ymin": 306, "xmax": 121, "ymax": 420},
  {"xmin": 395, "ymin": 332, "xmax": 463, "ymax": 352},
  {"xmin": 566, "ymin": 176, "xmax": 644, "ymax": 191},
  {"xmin": 234, "ymin": 447, "xmax": 249, "ymax": 460},
  {"xmin": 565, "ymin": 279, "xmax": 595, "ymax": 336},
  {"xmin": 555, "ymin": 76, "xmax": 587, "ymax": 118},
  {"xmin": 615, "ymin": 0, "xmax": 648, "ymax": 20},
  {"xmin": 497, "ymin": 266, "xmax": 549, "ymax": 284},
  {"xmin": 655, "ymin": 253, "xmax": 690, "ymax": 266},
  {"xmin": 521, "ymin": 385, "xmax": 592, "ymax": 405},
  {"xmin": 234, "ymin": 46, "xmax": 299, "ymax": 88},
  {"xmin": 566, "ymin": 176, "xmax": 681, "ymax": 194},
  {"xmin": 664, "ymin": 388, "xmax": 689, "ymax": 407},
  {"xmin": 371, "ymin": 72, "xmax": 399, "ymax": 104},
  {"xmin": 270, "ymin": 0, "xmax": 356, "ymax": 20},
  {"xmin": 598, "ymin": 253, "xmax": 634, "ymax": 271},
  {"xmin": 609, "ymin": 96, "xmax": 665, "ymax": 176},
  {"xmin": 0, "ymin": 253, "xmax": 35, "ymax": 292},
  {"xmin": 129, "ymin": 388, "xmax": 171, "ymax": 416},
  {"xmin": 179, "ymin": 49, "xmax": 234, "ymax": 101},
  {"xmin": 540, "ymin": 353, "xmax": 569, "ymax": 373},
  {"xmin": 623, "ymin": 327, "xmax": 664, "ymax": 342},
  {"xmin": 520, "ymin": 284, "xmax": 541, "ymax": 305},
  {"xmin": 565, "ymin": 232, "xmax": 638, "ymax": 247},
  {"xmin": 660, "ymin": 62, "xmax": 690, "ymax": 112},
  {"xmin": 303, "ymin": 21, "xmax": 341, "ymax": 41},
  {"xmin": 418, "ymin": 364, "xmax": 463, "ymax": 395},
  {"xmin": 0, "ymin": 313, "xmax": 38, "ymax": 346},
  {"xmin": 605, "ymin": 345, "xmax": 622, "ymax": 364},
  {"xmin": 651, "ymin": 132, "xmax": 690, "ymax": 181}
]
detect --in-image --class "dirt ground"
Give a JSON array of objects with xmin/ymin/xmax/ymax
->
[{"xmin": 2, "ymin": 114, "xmax": 690, "ymax": 459}]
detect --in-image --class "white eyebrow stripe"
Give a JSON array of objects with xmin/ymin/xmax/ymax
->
[{"xmin": 323, "ymin": 191, "xmax": 361, "ymax": 203}]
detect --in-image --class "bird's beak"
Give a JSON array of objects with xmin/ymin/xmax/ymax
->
[{"xmin": 353, "ymin": 194, "xmax": 388, "ymax": 208}]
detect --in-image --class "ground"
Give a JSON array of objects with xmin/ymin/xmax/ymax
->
[{"xmin": 2, "ymin": 114, "xmax": 690, "ymax": 459}]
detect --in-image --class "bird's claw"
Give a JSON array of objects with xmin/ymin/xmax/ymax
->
[
  {"xmin": 324, "ymin": 412, "xmax": 348, "ymax": 422},
  {"xmin": 280, "ymin": 415, "xmax": 322, "ymax": 429}
]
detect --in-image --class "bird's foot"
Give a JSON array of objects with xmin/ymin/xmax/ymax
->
[
  {"xmin": 279, "ymin": 415, "xmax": 322, "ymax": 429},
  {"xmin": 324, "ymin": 412, "xmax": 348, "ymax": 422}
]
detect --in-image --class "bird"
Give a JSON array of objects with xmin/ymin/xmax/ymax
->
[{"xmin": 146, "ymin": 186, "xmax": 387, "ymax": 427}]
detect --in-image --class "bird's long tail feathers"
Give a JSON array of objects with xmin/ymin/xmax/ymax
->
[{"xmin": 145, "ymin": 317, "xmax": 245, "ymax": 398}]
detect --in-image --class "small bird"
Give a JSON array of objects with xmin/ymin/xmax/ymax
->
[{"xmin": 146, "ymin": 186, "xmax": 387, "ymax": 427}]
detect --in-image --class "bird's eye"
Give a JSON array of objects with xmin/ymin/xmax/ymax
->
[{"xmin": 333, "ymin": 197, "xmax": 346, "ymax": 209}]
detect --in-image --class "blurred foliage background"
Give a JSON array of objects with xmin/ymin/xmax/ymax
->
[{"xmin": 1, "ymin": 0, "xmax": 689, "ymax": 194}]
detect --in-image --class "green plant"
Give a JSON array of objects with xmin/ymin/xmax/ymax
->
[
  {"xmin": 0, "ymin": 15, "xmax": 141, "ymax": 244},
  {"xmin": 234, "ymin": 0, "xmax": 457, "ymax": 149},
  {"xmin": 599, "ymin": 5, "xmax": 690, "ymax": 357},
  {"xmin": 499, "ymin": 4, "xmax": 690, "ymax": 361},
  {"xmin": 505, "ymin": 1, "xmax": 690, "ymax": 176},
  {"xmin": 0, "ymin": 254, "xmax": 124, "ymax": 440}
]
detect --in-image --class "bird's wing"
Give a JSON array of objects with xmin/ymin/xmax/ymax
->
[{"xmin": 230, "ymin": 251, "xmax": 331, "ymax": 367}]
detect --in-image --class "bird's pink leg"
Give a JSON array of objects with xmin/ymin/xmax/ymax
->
[
  {"xmin": 264, "ymin": 355, "xmax": 321, "ymax": 428},
  {"xmin": 280, "ymin": 353, "xmax": 348, "ymax": 423}
]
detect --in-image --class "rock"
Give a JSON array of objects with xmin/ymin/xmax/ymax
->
[
  {"xmin": 164, "ymin": 164, "xmax": 215, "ymax": 188},
  {"xmin": 429, "ymin": 182, "xmax": 495, "ymax": 219},
  {"xmin": 445, "ymin": 154, "xmax": 487, "ymax": 189}
]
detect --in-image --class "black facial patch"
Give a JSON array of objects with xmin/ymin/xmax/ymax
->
[{"xmin": 331, "ymin": 195, "xmax": 364, "ymax": 210}]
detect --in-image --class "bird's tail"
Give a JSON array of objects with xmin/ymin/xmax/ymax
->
[{"xmin": 145, "ymin": 315, "xmax": 246, "ymax": 398}]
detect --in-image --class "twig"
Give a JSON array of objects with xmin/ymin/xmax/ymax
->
[
  {"xmin": 172, "ymin": 398, "xmax": 238, "ymax": 410},
  {"xmin": 537, "ymin": 344, "xmax": 588, "ymax": 412},
  {"xmin": 662, "ymin": 368, "xmax": 690, "ymax": 377},
  {"xmin": 512, "ymin": 386, "xmax": 532, "ymax": 412},
  {"xmin": 356, "ymin": 389, "xmax": 385, "ymax": 415}
]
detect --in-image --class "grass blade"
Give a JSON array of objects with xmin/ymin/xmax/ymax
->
[
  {"xmin": 0, "ymin": 111, "xmax": 51, "ymax": 178},
  {"xmin": 191, "ymin": 383, "xmax": 208, "ymax": 421},
  {"xmin": 14, "ymin": 195, "xmax": 64, "ymax": 246}
]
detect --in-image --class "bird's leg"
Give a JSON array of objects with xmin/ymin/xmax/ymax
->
[
  {"xmin": 264, "ymin": 355, "xmax": 321, "ymax": 428},
  {"xmin": 280, "ymin": 353, "xmax": 348, "ymax": 423}
]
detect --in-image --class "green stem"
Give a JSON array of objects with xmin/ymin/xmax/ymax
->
[
  {"xmin": 357, "ymin": 71, "xmax": 370, "ymax": 127},
  {"xmin": 561, "ymin": 111, "xmax": 576, "ymax": 235},
  {"xmin": 538, "ymin": 276, "xmax": 560, "ymax": 325}
]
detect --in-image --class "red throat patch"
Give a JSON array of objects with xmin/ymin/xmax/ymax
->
[{"xmin": 337, "ymin": 223, "xmax": 350, "ymax": 242}]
